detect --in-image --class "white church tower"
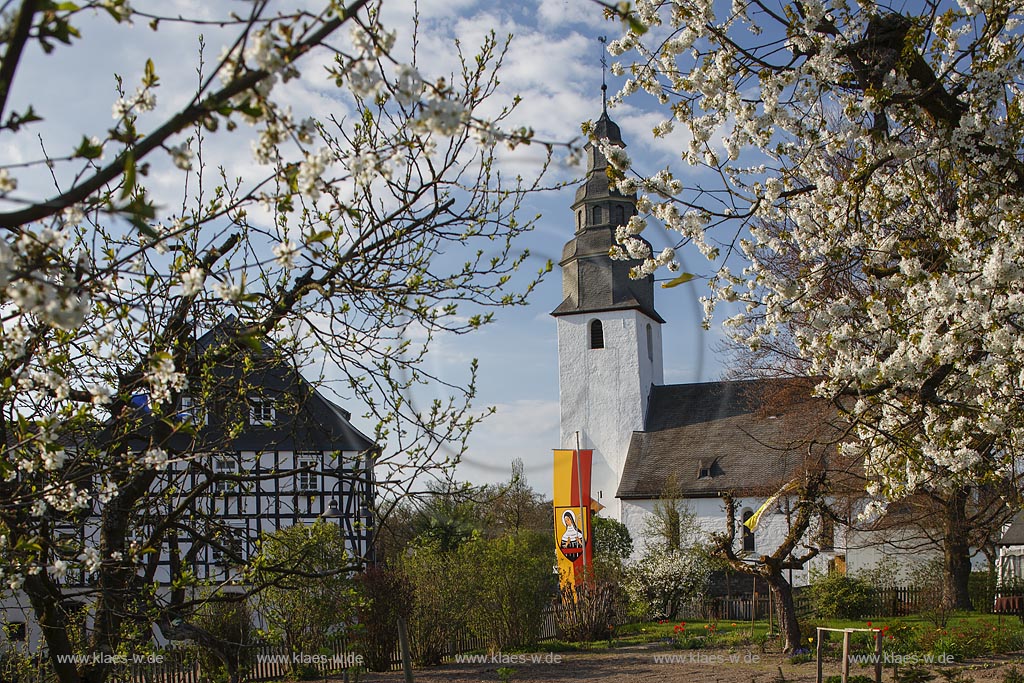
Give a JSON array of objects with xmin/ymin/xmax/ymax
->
[{"xmin": 552, "ymin": 109, "xmax": 664, "ymax": 521}]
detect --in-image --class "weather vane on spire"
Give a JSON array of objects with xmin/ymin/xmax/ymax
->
[{"xmin": 598, "ymin": 36, "xmax": 608, "ymax": 114}]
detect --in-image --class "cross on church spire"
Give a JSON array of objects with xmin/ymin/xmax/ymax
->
[{"xmin": 598, "ymin": 36, "xmax": 608, "ymax": 114}]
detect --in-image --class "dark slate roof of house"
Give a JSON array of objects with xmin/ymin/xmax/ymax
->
[
  {"xmin": 999, "ymin": 511, "xmax": 1024, "ymax": 546},
  {"xmin": 124, "ymin": 319, "xmax": 375, "ymax": 455},
  {"xmin": 617, "ymin": 378, "xmax": 834, "ymax": 499}
]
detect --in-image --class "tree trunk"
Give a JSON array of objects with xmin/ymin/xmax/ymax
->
[
  {"xmin": 23, "ymin": 573, "xmax": 81, "ymax": 683},
  {"xmin": 765, "ymin": 574, "xmax": 801, "ymax": 653},
  {"xmin": 942, "ymin": 488, "xmax": 973, "ymax": 610}
]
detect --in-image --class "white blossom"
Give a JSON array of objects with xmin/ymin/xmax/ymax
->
[
  {"xmin": 181, "ymin": 267, "xmax": 206, "ymax": 296},
  {"xmin": 168, "ymin": 142, "xmax": 193, "ymax": 171},
  {"xmin": 48, "ymin": 560, "xmax": 69, "ymax": 580},
  {"xmin": 272, "ymin": 239, "xmax": 298, "ymax": 268},
  {"xmin": 0, "ymin": 169, "xmax": 17, "ymax": 194},
  {"xmin": 78, "ymin": 547, "xmax": 102, "ymax": 573}
]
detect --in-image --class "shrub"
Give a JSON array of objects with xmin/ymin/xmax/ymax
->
[
  {"xmin": 809, "ymin": 571, "xmax": 874, "ymax": 619},
  {"xmin": 894, "ymin": 668, "xmax": 936, "ymax": 683},
  {"xmin": 826, "ymin": 676, "xmax": 875, "ymax": 683},
  {"xmin": 355, "ymin": 566, "xmax": 413, "ymax": 672},
  {"xmin": 555, "ymin": 573, "xmax": 626, "ymax": 643},
  {"xmin": 623, "ymin": 546, "xmax": 713, "ymax": 620},
  {"xmin": 908, "ymin": 559, "xmax": 950, "ymax": 627},
  {"xmin": 190, "ymin": 597, "xmax": 257, "ymax": 683},
  {"xmin": 936, "ymin": 669, "xmax": 975, "ymax": 683},
  {"xmin": 968, "ymin": 571, "xmax": 997, "ymax": 611},
  {"xmin": 400, "ymin": 540, "xmax": 469, "ymax": 665},
  {"xmin": 460, "ymin": 531, "xmax": 555, "ymax": 650},
  {"xmin": 252, "ymin": 521, "xmax": 358, "ymax": 677},
  {"xmin": 591, "ymin": 515, "xmax": 633, "ymax": 566}
]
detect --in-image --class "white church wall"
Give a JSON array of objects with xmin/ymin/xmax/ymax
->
[
  {"xmin": 619, "ymin": 496, "xmax": 980, "ymax": 588},
  {"xmin": 620, "ymin": 496, "xmax": 815, "ymax": 583},
  {"xmin": 557, "ymin": 310, "xmax": 662, "ymax": 520}
]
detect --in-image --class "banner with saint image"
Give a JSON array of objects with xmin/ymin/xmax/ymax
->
[{"xmin": 552, "ymin": 449, "xmax": 592, "ymax": 587}]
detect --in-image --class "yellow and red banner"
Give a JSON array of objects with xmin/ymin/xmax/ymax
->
[{"xmin": 553, "ymin": 449, "xmax": 593, "ymax": 587}]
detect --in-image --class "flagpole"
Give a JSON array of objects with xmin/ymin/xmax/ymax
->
[{"xmin": 575, "ymin": 431, "xmax": 587, "ymax": 568}]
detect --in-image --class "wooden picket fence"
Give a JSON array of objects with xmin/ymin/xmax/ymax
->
[{"xmin": 11, "ymin": 607, "xmax": 561, "ymax": 683}]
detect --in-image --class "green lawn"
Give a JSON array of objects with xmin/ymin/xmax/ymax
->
[{"xmin": 605, "ymin": 612, "xmax": 1024, "ymax": 658}]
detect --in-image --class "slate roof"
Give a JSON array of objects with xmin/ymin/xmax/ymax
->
[
  {"xmin": 550, "ymin": 225, "xmax": 665, "ymax": 323},
  {"xmin": 552, "ymin": 109, "xmax": 664, "ymax": 324},
  {"xmin": 999, "ymin": 511, "xmax": 1024, "ymax": 546},
  {"xmin": 617, "ymin": 378, "xmax": 835, "ymax": 499},
  {"xmin": 123, "ymin": 319, "xmax": 375, "ymax": 455}
]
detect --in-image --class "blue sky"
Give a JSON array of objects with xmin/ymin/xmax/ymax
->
[
  {"xmin": 1, "ymin": 0, "xmax": 734, "ymax": 497},
  {"xmin": 373, "ymin": 1, "xmax": 733, "ymax": 495}
]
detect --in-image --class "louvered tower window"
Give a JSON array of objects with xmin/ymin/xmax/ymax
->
[{"xmin": 590, "ymin": 320, "xmax": 604, "ymax": 349}]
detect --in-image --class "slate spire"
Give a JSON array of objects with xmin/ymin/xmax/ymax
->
[{"xmin": 551, "ymin": 111, "xmax": 663, "ymax": 323}]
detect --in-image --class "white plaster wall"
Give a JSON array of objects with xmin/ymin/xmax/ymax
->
[
  {"xmin": 621, "ymin": 496, "xmax": 798, "ymax": 572},
  {"xmin": 623, "ymin": 496, "xmax": 817, "ymax": 586},
  {"xmin": 557, "ymin": 310, "xmax": 663, "ymax": 519},
  {"xmin": 622, "ymin": 496, "xmax": 988, "ymax": 587}
]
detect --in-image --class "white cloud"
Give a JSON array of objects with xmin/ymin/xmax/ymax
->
[
  {"xmin": 458, "ymin": 399, "xmax": 560, "ymax": 495},
  {"xmin": 537, "ymin": 1, "xmax": 610, "ymax": 29}
]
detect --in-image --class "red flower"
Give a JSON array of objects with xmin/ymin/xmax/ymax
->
[{"xmin": 866, "ymin": 621, "xmax": 872, "ymax": 627}]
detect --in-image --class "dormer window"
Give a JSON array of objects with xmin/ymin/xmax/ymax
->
[
  {"xmin": 249, "ymin": 397, "xmax": 276, "ymax": 425},
  {"xmin": 589, "ymin": 320, "xmax": 604, "ymax": 349},
  {"xmin": 697, "ymin": 459, "xmax": 712, "ymax": 479}
]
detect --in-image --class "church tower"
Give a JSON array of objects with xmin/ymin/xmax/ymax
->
[{"xmin": 552, "ymin": 110, "xmax": 664, "ymax": 521}]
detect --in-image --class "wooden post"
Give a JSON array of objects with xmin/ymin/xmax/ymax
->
[
  {"xmin": 815, "ymin": 627, "xmax": 823, "ymax": 683},
  {"xmin": 397, "ymin": 616, "xmax": 414, "ymax": 683},
  {"xmin": 841, "ymin": 630, "xmax": 851, "ymax": 683},
  {"xmin": 874, "ymin": 629, "xmax": 882, "ymax": 683},
  {"xmin": 751, "ymin": 583, "xmax": 757, "ymax": 631}
]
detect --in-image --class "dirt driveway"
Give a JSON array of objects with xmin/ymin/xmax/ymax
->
[{"xmin": 352, "ymin": 643, "xmax": 1024, "ymax": 683}]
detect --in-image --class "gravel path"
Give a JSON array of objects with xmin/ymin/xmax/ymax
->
[{"xmin": 350, "ymin": 644, "xmax": 1023, "ymax": 683}]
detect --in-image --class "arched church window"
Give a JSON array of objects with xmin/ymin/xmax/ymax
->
[
  {"xmin": 741, "ymin": 509, "xmax": 755, "ymax": 552},
  {"xmin": 646, "ymin": 324, "xmax": 653, "ymax": 361},
  {"xmin": 592, "ymin": 205, "xmax": 602, "ymax": 224},
  {"xmin": 589, "ymin": 320, "xmax": 604, "ymax": 349},
  {"xmin": 577, "ymin": 210, "xmax": 582, "ymax": 229},
  {"xmin": 614, "ymin": 205, "xmax": 625, "ymax": 225}
]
